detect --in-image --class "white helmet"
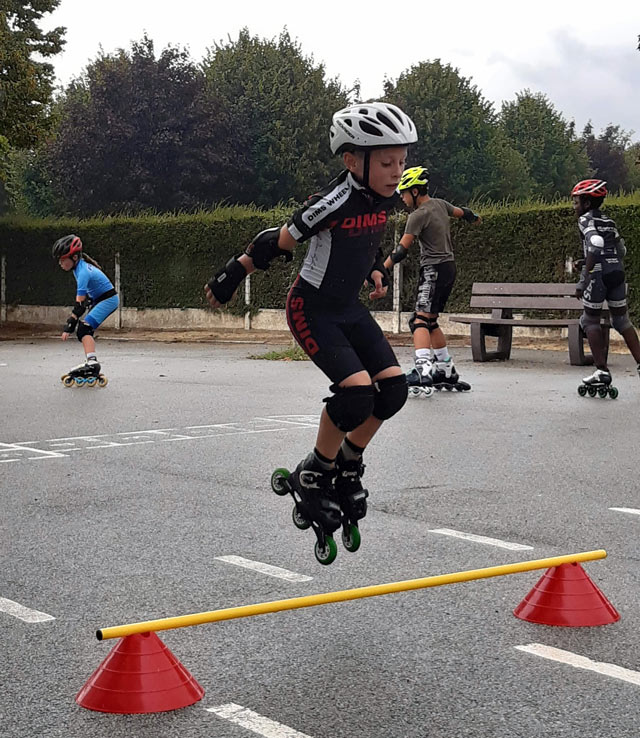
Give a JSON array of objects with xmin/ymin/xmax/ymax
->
[{"xmin": 330, "ymin": 102, "xmax": 418, "ymax": 154}]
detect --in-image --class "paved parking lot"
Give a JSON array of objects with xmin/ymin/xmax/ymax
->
[{"xmin": 1, "ymin": 337, "xmax": 639, "ymax": 738}]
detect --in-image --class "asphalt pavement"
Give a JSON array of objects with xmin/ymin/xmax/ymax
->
[{"xmin": 1, "ymin": 336, "xmax": 639, "ymax": 738}]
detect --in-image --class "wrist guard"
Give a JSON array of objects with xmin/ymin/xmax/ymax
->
[
  {"xmin": 64, "ymin": 315, "xmax": 78, "ymax": 334},
  {"xmin": 207, "ymin": 256, "xmax": 247, "ymax": 304},
  {"xmin": 72, "ymin": 301, "xmax": 86, "ymax": 318},
  {"xmin": 366, "ymin": 249, "xmax": 390, "ymax": 288},
  {"xmin": 389, "ymin": 243, "xmax": 408, "ymax": 265},
  {"xmin": 461, "ymin": 207, "xmax": 479, "ymax": 223},
  {"xmin": 244, "ymin": 227, "xmax": 293, "ymax": 270}
]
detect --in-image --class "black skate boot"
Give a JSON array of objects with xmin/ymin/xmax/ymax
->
[
  {"xmin": 430, "ymin": 358, "xmax": 470, "ymax": 392},
  {"xmin": 406, "ymin": 357, "xmax": 434, "ymax": 398},
  {"xmin": 270, "ymin": 452, "xmax": 341, "ymax": 565},
  {"xmin": 578, "ymin": 368, "xmax": 618, "ymax": 399},
  {"xmin": 335, "ymin": 449, "xmax": 369, "ymax": 553},
  {"xmin": 61, "ymin": 359, "xmax": 107, "ymax": 388}
]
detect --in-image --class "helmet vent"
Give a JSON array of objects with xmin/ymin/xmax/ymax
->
[
  {"xmin": 359, "ymin": 121, "xmax": 384, "ymax": 137},
  {"xmin": 376, "ymin": 111, "xmax": 399, "ymax": 133}
]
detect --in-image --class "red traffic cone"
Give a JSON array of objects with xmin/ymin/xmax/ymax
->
[
  {"xmin": 514, "ymin": 562, "xmax": 620, "ymax": 627},
  {"xmin": 76, "ymin": 631, "xmax": 204, "ymax": 713}
]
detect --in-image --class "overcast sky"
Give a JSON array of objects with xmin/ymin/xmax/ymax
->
[{"xmin": 43, "ymin": 0, "xmax": 640, "ymax": 142}]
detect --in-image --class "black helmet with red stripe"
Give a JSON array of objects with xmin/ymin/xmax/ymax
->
[
  {"xmin": 52, "ymin": 235, "xmax": 82, "ymax": 260},
  {"xmin": 571, "ymin": 179, "xmax": 607, "ymax": 198}
]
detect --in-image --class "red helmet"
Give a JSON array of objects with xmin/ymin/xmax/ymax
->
[
  {"xmin": 52, "ymin": 235, "xmax": 83, "ymax": 260},
  {"xmin": 571, "ymin": 179, "xmax": 607, "ymax": 198}
]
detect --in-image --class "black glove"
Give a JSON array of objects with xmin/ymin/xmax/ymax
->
[
  {"xmin": 207, "ymin": 256, "xmax": 247, "ymax": 304},
  {"xmin": 461, "ymin": 207, "xmax": 480, "ymax": 223},
  {"xmin": 366, "ymin": 249, "xmax": 390, "ymax": 288},
  {"xmin": 63, "ymin": 316, "xmax": 78, "ymax": 334}
]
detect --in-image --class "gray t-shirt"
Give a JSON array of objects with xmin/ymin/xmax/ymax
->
[{"xmin": 404, "ymin": 198, "xmax": 456, "ymax": 267}]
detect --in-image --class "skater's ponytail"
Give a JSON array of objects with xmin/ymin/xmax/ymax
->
[{"xmin": 82, "ymin": 253, "xmax": 104, "ymax": 272}]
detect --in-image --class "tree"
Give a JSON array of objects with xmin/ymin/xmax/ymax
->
[
  {"xmin": 383, "ymin": 60, "xmax": 525, "ymax": 202},
  {"xmin": 499, "ymin": 91, "xmax": 588, "ymax": 199},
  {"xmin": 46, "ymin": 36, "xmax": 235, "ymax": 215},
  {"xmin": 202, "ymin": 28, "xmax": 351, "ymax": 207},
  {"xmin": 623, "ymin": 142, "xmax": 640, "ymax": 191},
  {"xmin": 581, "ymin": 123, "xmax": 631, "ymax": 193},
  {"xmin": 0, "ymin": 1, "xmax": 65, "ymax": 148}
]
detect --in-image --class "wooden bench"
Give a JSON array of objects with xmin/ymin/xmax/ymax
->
[{"xmin": 449, "ymin": 282, "xmax": 610, "ymax": 365}]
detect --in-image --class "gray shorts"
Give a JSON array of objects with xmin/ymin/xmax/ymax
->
[{"xmin": 583, "ymin": 270, "xmax": 626, "ymax": 311}]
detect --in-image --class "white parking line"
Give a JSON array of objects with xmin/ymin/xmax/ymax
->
[
  {"xmin": 609, "ymin": 507, "xmax": 640, "ymax": 516},
  {"xmin": 429, "ymin": 528, "xmax": 533, "ymax": 550},
  {"xmin": 0, "ymin": 442, "xmax": 66, "ymax": 459},
  {"xmin": 0, "ymin": 416, "xmax": 319, "ymax": 466},
  {"xmin": 516, "ymin": 644, "xmax": 640, "ymax": 687},
  {"xmin": 0, "ymin": 597, "xmax": 55, "ymax": 623},
  {"xmin": 207, "ymin": 703, "xmax": 313, "ymax": 737},
  {"xmin": 215, "ymin": 556, "xmax": 312, "ymax": 582}
]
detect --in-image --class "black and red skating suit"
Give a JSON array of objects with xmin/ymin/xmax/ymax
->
[
  {"xmin": 285, "ymin": 170, "xmax": 400, "ymax": 384},
  {"xmin": 577, "ymin": 208, "xmax": 627, "ymax": 310},
  {"xmin": 287, "ymin": 170, "xmax": 398, "ymax": 305}
]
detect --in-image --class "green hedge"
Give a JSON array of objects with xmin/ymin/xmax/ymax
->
[{"xmin": 1, "ymin": 194, "xmax": 639, "ymax": 322}]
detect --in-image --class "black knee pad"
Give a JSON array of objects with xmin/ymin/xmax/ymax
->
[
  {"xmin": 324, "ymin": 384, "xmax": 375, "ymax": 432},
  {"xmin": 372, "ymin": 374, "xmax": 408, "ymax": 420},
  {"xmin": 76, "ymin": 321, "xmax": 95, "ymax": 341},
  {"xmin": 425, "ymin": 316, "xmax": 439, "ymax": 332},
  {"xmin": 409, "ymin": 312, "xmax": 429, "ymax": 334}
]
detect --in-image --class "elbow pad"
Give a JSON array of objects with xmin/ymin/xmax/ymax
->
[
  {"xmin": 461, "ymin": 207, "xmax": 479, "ymax": 223},
  {"xmin": 207, "ymin": 256, "xmax": 247, "ymax": 304},
  {"xmin": 586, "ymin": 233, "xmax": 604, "ymax": 252},
  {"xmin": 389, "ymin": 244, "xmax": 408, "ymax": 265},
  {"xmin": 244, "ymin": 227, "xmax": 293, "ymax": 270},
  {"xmin": 72, "ymin": 301, "xmax": 86, "ymax": 318}
]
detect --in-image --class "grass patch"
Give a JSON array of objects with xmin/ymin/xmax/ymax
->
[{"xmin": 250, "ymin": 344, "xmax": 310, "ymax": 361}]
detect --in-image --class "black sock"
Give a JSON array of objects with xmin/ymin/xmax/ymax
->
[{"xmin": 313, "ymin": 448, "xmax": 335, "ymax": 469}]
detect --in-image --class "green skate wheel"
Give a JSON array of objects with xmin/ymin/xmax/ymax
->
[
  {"xmin": 342, "ymin": 523, "xmax": 361, "ymax": 553},
  {"xmin": 608, "ymin": 386, "xmax": 619, "ymax": 399},
  {"xmin": 587, "ymin": 386, "xmax": 597, "ymax": 397},
  {"xmin": 577, "ymin": 385, "xmax": 587, "ymax": 396},
  {"xmin": 292, "ymin": 504, "xmax": 311, "ymax": 530},
  {"xmin": 314, "ymin": 536, "xmax": 337, "ymax": 565},
  {"xmin": 62, "ymin": 376, "xmax": 74, "ymax": 388},
  {"xmin": 597, "ymin": 387, "xmax": 608, "ymax": 399},
  {"xmin": 271, "ymin": 468, "xmax": 290, "ymax": 496}
]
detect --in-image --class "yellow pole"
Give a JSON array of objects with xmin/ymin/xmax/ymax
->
[{"xmin": 97, "ymin": 549, "xmax": 606, "ymax": 640}]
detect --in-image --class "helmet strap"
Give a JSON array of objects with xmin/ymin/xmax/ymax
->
[{"xmin": 363, "ymin": 150, "xmax": 371, "ymax": 190}]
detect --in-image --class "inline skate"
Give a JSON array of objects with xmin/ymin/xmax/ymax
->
[
  {"xmin": 61, "ymin": 359, "xmax": 108, "ymax": 388},
  {"xmin": 334, "ymin": 449, "xmax": 369, "ymax": 554},
  {"xmin": 430, "ymin": 358, "xmax": 471, "ymax": 392},
  {"xmin": 577, "ymin": 368, "xmax": 618, "ymax": 399},
  {"xmin": 271, "ymin": 453, "xmax": 342, "ymax": 565},
  {"xmin": 406, "ymin": 357, "xmax": 434, "ymax": 398}
]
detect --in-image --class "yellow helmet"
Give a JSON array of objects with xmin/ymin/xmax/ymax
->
[{"xmin": 398, "ymin": 166, "xmax": 429, "ymax": 192}]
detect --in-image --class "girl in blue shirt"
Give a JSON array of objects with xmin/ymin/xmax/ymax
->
[{"xmin": 53, "ymin": 235, "xmax": 119, "ymax": 386}]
